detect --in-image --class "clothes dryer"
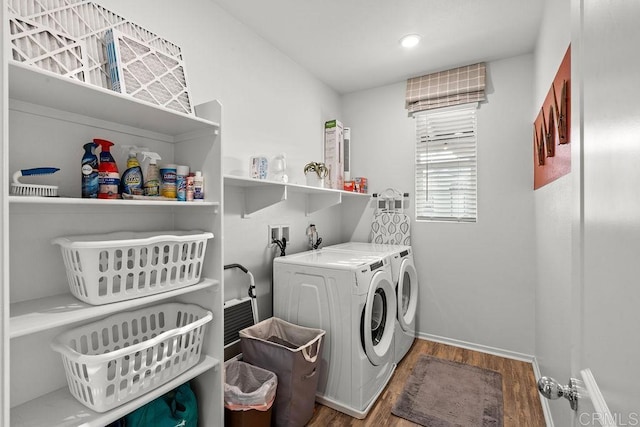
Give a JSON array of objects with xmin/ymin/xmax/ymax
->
[
  {"xmin": 273, "ymin": 249, "xmax": 396, "ymax": 419},
  {"xmin": 324, "ymin": 242, "xmax": 418, "ymax": 364}
]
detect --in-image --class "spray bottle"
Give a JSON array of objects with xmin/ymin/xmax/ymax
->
[
  {"xmin": 94, "ymin": 138, "xmax": 120, "ymax": 199},
  {"xmin": 120, "ymin": 145, "xmax": 146, "ymax": 195},
  {"xmin": 193, "ymin": 171, "xmax": 204, "ymax": 202},
  {"xmin": 81, "ymin": 141, "xmax": 99, "ymax": 198},
  {"xmin": 141, "ymin": 151, "xmax": 161, "ymax": 197}
]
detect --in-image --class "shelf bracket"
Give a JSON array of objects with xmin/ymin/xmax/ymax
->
[
  {"xmin": 306, "ymin": 192, "xmax": 342, "ymax": 216},
  {"xmin": 242, "ymin": 185, "xmax": 287, "ymax": 218}
]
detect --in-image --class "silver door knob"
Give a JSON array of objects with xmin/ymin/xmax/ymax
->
[{"xmin": 537, "ymin": 376, "xmax": 578, "ymax": 411}]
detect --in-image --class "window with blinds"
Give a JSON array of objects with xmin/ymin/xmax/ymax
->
[{"xmin": 415, "ymin": 103, "xmax": 477, "ymax": 222}]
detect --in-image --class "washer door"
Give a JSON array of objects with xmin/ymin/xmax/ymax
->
[
  {"xmin": 361, "ymin": 271, "xmax": 396, "ymax": 366},
  {"xmin": 397, "ymin": 258, "xmax": 418, "ymax": 332}
]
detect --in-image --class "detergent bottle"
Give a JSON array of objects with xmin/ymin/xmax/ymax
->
[
  {"xmin": 95, "ymin": 138, "xmax": 120, "ymax": 199},
  {"xmin": 120, "ymin": 145, "xmax": 145, "ymax": 195},
  {"xmin": 141, "ymin": 151, "xmax": 161, "ymax": 196},
  {"xmin": 81, "ymin": 141, "xmax": 99, "ymax": 198}
]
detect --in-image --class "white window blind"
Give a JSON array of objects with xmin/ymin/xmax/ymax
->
[{"xmin": 415, "ymin": 103, "xmax": 477, "ymax": 222}]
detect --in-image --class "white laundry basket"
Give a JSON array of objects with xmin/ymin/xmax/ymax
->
[
  {"xmin": 53, "ymin": 230, "xmax": 213, "ymax": 305},
  {"xmin": 51, "ymin": 303, "xmax": 212, "ymax": 413}
]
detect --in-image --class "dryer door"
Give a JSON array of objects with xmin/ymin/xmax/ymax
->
[
  {"xmin": 397, "ymin": 258, "xmax": 418, "ymax": 332},
  {"xmin": 361, "ymin": 271, "xmax": 397, "ymax": 366}
]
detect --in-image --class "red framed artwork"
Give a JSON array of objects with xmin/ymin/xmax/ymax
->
[{"xmin": 534, "ymin": 45, "xmax": 571, "ymax": 190}]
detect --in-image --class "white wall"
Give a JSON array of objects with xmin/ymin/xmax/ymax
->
[
  {"xmin": 532, "ymin": 0, "xmax": 572, "ymax": 425},
  {"xmin": 97, "ymin": 0, "xmax": 345, "ymax": 313},
  {"xmin": 342, "ymin": 54, "xmax": 537, "ymax": 355}
]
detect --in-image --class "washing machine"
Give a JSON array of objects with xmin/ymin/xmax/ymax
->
[
  {"xmin": 324, "ymin": 242, "xmax": 418, "ymax": 364},
  {"xmin": 273, "ymin": 249, "xmax": 396, "ymax": 419}
]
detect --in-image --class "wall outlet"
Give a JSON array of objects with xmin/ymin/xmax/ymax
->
[
  {"xmin": 268, "ymin": 224, "xmax": 290, "ymax": 247},
  {"xmin": 268, "ymin": 225, "xmax": 281, "ymax": 247}
]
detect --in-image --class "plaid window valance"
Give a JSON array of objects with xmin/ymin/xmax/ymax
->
[{"xmin": 406, "ymin": 63, "xmax": 486, "ymax": 114}]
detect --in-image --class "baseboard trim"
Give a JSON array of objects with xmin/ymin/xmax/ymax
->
[
  {"xmin": 417, "ymin": 332, "xmax": 535, "ymax": 362},
  {"xmin": 416, "ymin": 332, "xmax": 554, "ymax": 426}
]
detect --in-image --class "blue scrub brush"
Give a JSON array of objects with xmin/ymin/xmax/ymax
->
[{"xmin": 11, "ymin": 167, "xmax": 60, "ymax": 197}]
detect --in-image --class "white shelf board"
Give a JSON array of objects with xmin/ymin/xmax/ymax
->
[
  {"xmin": 11, "ymin": 355, "xmax": 219, "ymax": 427},
  {"xmin": 224, "ymin": 175, "xmax": 370, "ymax": 216},
  {"xmin": 286, "ymin": 181, "xmax": 368, "ymax": 197},
  {"xmin": 9, "ymin": 195, "xmax": 219, "ymax": 208},
  {"xmin": 10, "ymin": 279, "xmax": 220, "ymax": 338},
  {"xmin": 8, "ymin": 61, "xmax": 219, "ymax": 137},
  {"xmin": 224, "ymin": 175, "xmax": 369, "ymax": 197}
]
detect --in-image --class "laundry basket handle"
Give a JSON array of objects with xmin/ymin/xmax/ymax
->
[{"xmin": 301, "ymin": 334, "xmax": 323, "ymax": 363}]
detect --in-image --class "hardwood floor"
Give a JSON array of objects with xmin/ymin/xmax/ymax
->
[{"xmin": 306, "ymin": 339, "xmax": 546, "ymax": 426}]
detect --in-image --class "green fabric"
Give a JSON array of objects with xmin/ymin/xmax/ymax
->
[{"xmin": 124, "ymin": 382, "xmax": 198, "ymax": 427}]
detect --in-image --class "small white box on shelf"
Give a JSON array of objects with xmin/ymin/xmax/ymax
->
[{"xmin": 324, "ymin": 119, "xmax": 344, "ymax": 190}]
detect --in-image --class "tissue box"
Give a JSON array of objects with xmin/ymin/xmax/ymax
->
[{"xmin": 324, "ymin": 120, "xmax": 344, "ymax": 190}]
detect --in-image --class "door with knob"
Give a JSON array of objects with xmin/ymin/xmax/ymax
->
[
  {"xmin": 535, "ymin": 1, "xmax": 640, "ymax": 425},
  {"xmin": 537, "ymin": 370, "xmax": 617, "ymax": 426}
]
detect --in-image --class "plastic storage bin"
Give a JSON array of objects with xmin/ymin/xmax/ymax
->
[
  {"xmin": 224, "ymin": 360, "xmax": 277, "ymax": 427},
  {"xmin": 51, "ymin": 303, "xmax": 212, "ymax": 413},
  {"xmin": 239, "ymin": 317, "xmax": 325, "ymax": 427},
  {"xmin": 53, "ymin": 230, "xmax": 213, "ymax": 305}
]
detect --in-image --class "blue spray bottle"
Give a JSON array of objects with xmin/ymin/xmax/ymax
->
[{"xmin": 81, "ymin": 141, "xmax": 99, "ymax": 198}]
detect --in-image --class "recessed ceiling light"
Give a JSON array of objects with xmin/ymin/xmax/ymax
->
[{"xmin": 400, "ymin": 34, "xmax": 421, "ymax": 48}]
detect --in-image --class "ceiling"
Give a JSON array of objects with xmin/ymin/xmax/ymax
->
[{"xmin": 211, "ymin": 0, "xmax": 544, "ymax": 94}]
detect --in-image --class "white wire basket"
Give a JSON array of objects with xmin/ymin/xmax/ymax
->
[
  {"xmin": 52, "ymin": 230, "xmax": 214, "ymax": 305},
  {"xmin": 51, "ymin": 303, "xmax": 212, "ymax": 413}
]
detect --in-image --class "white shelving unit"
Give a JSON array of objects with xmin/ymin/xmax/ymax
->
[
  {"xmin": 1, "ymin": 58, "xmax": 225, "ymax": 426},
  {"xmin": 224, "ymin": 175, "xmax": 370, "ymax": 217}
]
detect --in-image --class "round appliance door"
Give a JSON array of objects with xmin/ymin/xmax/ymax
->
[
  {"xmin": 361, "ymin": 271, "xmax": 397, "ymax": 366},
  {"xmin": 397, "ymin": 258, "xmax": 418, "ymax": 332}
]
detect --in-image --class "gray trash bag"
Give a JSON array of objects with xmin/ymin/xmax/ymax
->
[{"xmin": 224, "ymin": 360, "xmax": 278, "ymax": 411}]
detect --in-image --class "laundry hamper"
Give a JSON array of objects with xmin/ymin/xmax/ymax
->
[
  {"xmin": 51, "ymin": 303, "xmax": 212, "ymax": 413},
  {"xmin": 52, "ymin": 230, "xmax": 213, "ymax": 305},
  {"xmin": 239, "ymin": 317, "xmax": 325, "ymax": 427}
]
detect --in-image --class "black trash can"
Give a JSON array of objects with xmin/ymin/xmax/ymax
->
[
  {"xmin": 239, "ymin": 317, "xmax": 325, "ymax": 427},
  {"xmin": 224, "ymin": 360, "xmax": 278, "ymax": 427}
]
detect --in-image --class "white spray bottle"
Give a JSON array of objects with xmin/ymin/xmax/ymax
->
[{"xmin": 141, "ymin": 151, "xmax": 161, "ymax": 196}]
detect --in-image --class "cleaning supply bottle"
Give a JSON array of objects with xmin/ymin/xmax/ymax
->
[
  {"xmin": 141, "ymin": 151, "xmax": 161, "ymax": 196},
  {"xmin": 186, "ymin": 173, "xmax": 195, "ymax": 201},
  {"xmin": 160, "ymin": 164, "xmax": 177, "ymax": 199},
  {"xmin": 120, "ymin": 145, "xmax": 145, "ymax": 195},
  {"xmin": 193, "ymin": 171, "xmax": 204, "ymax": 202},
  {"xmin": 94, "ymin": 138, "xmax": 120, "ymax": 199},
  {"xmin": 81, "ymin": 141, "xmax": 99, "ymax": 198},
  {"xmin": 176, "ymin": 165, "xmax": 190, "ymax": 201}
]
